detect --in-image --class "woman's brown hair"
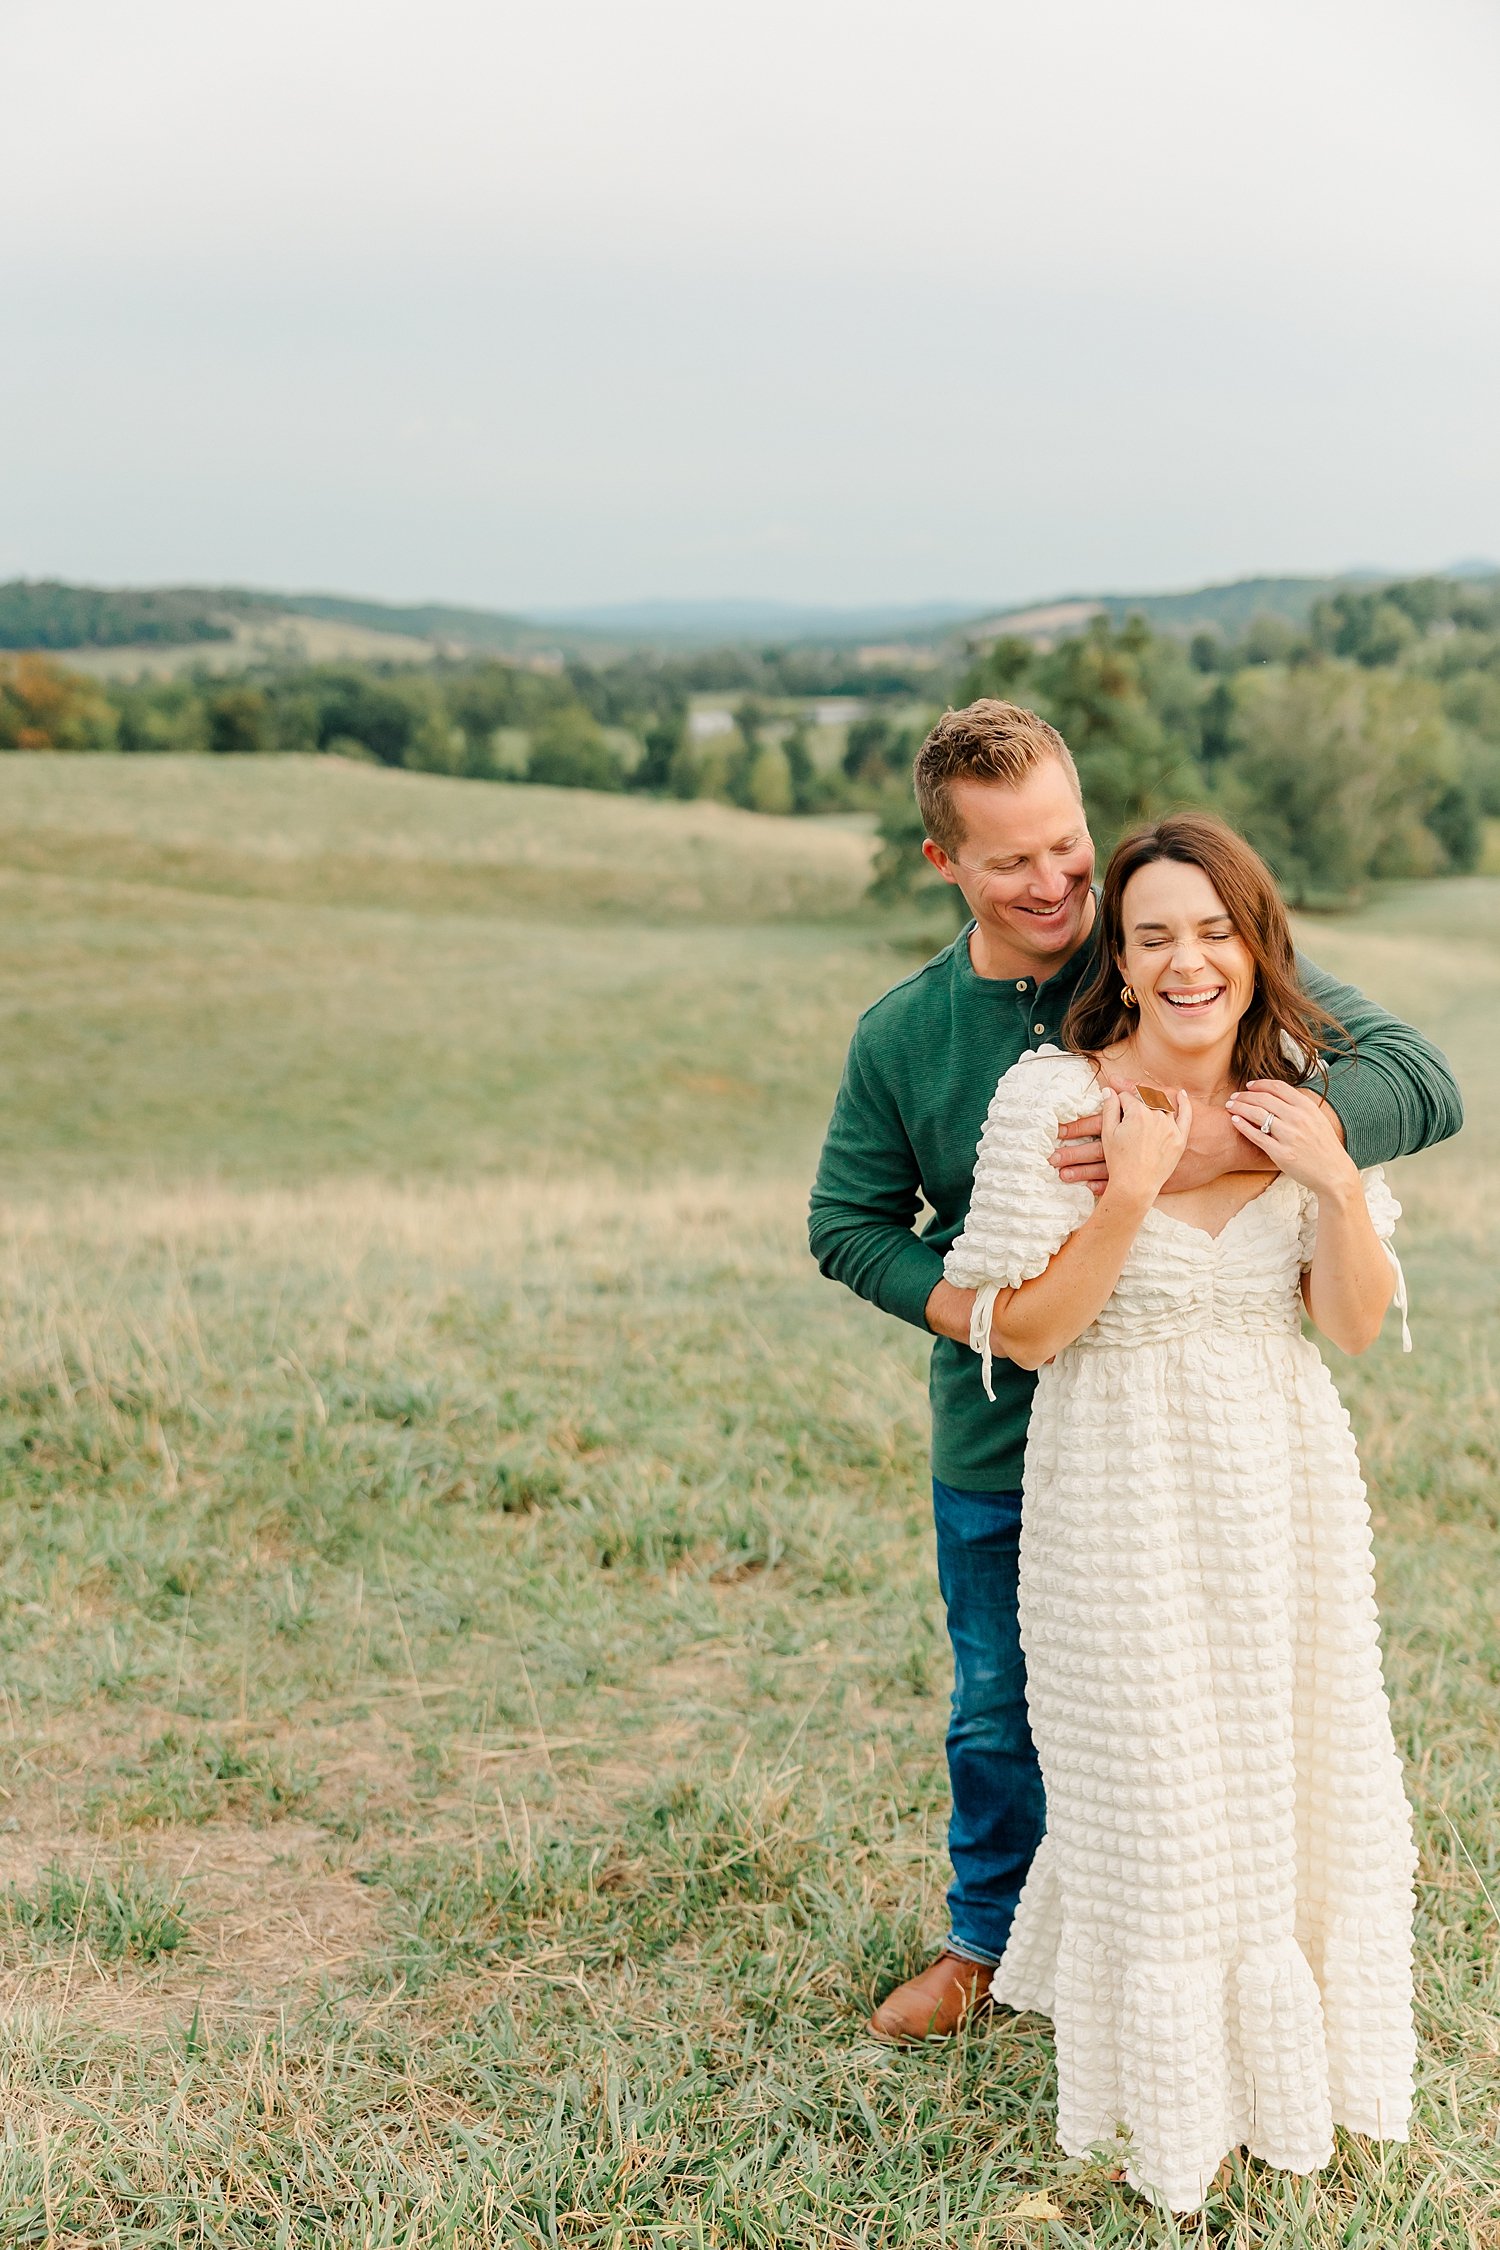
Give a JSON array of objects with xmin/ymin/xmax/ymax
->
[{"xmin": 1062, "ymin": 811, "xmax": 1352, "ymax": 1087}]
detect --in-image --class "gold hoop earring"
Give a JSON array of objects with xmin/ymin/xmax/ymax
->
[{"xmin": 1120, "ymin": 985, "xmax": 1136, "ymax": 1007}]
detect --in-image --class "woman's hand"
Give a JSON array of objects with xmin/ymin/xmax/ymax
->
[
  {"xmin": 1098, "ymin": 1085, "xmax": 1193, "ymax": 1206},
  {"xmin": 991, "ymin": 1084, "xmax": 1193, "ymax": 1372},
  {"xmin": 1226, "ymin": 1080, "xmax": 1357, "ymax": 1196}
]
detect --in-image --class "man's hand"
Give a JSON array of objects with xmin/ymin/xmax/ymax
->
[
  {"xmin": 1159, "ymin": 1101, "xmax": 1280, "ymax": 1193},
  {"xmin": 1051, "ymin": 1079, "xmax": 1345, "ymax": 1195},
  {"xmin": 925, "ymin": 1277, "xmax": 986, "ymax": 1342},
  {"xmin": 1051, "ymin": 1110, "xmax": 1110, "ymax": 1194}
]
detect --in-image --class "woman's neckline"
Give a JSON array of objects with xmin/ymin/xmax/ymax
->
[{"xmin": 1147, "ymin": 1171, "xmax": 1290, "ymax": 1244}]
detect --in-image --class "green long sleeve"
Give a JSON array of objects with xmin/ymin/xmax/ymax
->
[
  {"xmin": 808, "ymin": 919, "xmax": 1462, "ymax": 1493},
  {"xmin": 1295, "ymin": 952, "xmax": 1464, "ymax": 1166}
]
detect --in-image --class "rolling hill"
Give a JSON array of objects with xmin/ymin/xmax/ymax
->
[{"xmin": 5, "ymin": 564, "xmax": 1497, "ymax": 672}]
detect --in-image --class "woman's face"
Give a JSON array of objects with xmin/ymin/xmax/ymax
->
[{"xmin": 1117, "ymin": 859, "xmax": 1256, "ymax": 1055}]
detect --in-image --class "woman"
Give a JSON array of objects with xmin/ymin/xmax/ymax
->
[{"xmin": 944, "ymin": 812, "xmax": 1417, "ymax": 2213}]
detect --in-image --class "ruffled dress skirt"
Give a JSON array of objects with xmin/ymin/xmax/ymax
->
[
  {"xmin": 994, "ymin": 1306, "xmax": 1416, "ymax": 2211},
  {"xmin": 945, "ymin": 1053, "xmax": 1417, "ymax": 2212}
]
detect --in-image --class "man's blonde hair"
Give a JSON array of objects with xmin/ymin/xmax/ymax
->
[{"xmin": 913, "ymin": 700, "xmax": 1081, "ymax": 856}]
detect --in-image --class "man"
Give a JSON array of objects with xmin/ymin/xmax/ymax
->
[{"xmin": 808, "ymin": 700, "xmax": 1462, "ymax": 2043}]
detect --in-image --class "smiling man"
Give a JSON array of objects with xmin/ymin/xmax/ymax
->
[{"xmin": 807, "ymin": 699, "xmax": 1463, "ymax": 2041}]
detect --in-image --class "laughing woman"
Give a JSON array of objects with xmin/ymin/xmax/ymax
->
[{"xmin": 944, "ymin": 812, "xmax": 1419, "ymax": 2214}]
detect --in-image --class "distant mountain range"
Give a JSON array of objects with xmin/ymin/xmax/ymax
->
[
  {"xmin": 487, "ymin": 567, "xmax": 1500, "ymax": 646},
  {"xmin": 2, "ymin": 565, "xmax": 1495, "ymax": 662},
  {"xmin": 526, "ymin": 596, "xmax": 985, "ymax": 643}
]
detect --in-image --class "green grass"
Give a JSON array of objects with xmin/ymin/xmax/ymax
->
[
  {"xmin": 0, "ymin": 754, "xmax": 884, "ymax": 1188},
  {"xmin": 1, "ymin": 1862, "xmax": 192, "ymax": 1968},
  {"xmin": 0, "ymin": 750, "xmax": 874, "ymax": 921},
  {"xmin": 0, "ymin": 754, "xmax": 1494, "ymax": 2245}
]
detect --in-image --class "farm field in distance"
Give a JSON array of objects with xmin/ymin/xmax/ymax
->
[{"xmin": 0, "ymin": 753, "xmax": 1495, "ymax": 2246}]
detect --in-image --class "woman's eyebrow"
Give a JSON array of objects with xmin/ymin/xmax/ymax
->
[{"xmin": 1129, "ymin": 915, "xmax": 1233, "ymax": 933}]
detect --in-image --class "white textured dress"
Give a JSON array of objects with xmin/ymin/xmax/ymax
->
[{"xmin": 944, "ymin": 1048, "xmax": 1417, "ymax": 2213}]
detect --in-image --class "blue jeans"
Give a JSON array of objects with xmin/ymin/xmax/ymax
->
[{"xmin": 932, "ymin": 1478, "xmax": 1047, "ymax": 1968}]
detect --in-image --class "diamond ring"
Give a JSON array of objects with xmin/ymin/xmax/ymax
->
[{"xmin": 1260, "ymin": 1114, "xmax": 1274, "ymax": 1137}]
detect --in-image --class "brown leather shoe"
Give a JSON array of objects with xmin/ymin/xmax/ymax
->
[{"xmin": 866, "ymin": 1951, "xmax": 995, "ymax": 2042}]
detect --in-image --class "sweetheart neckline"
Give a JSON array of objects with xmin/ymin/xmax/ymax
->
[{"xmin": 1142, "ymin": 1170, "xmax": 1293, "ymax": 1246}]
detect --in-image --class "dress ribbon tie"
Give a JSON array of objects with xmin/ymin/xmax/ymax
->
[{"xmin": 970, "ymin": 1281, "xmax": 1004, "ymax": 1401}]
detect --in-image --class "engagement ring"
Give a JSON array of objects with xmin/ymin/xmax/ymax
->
[{"xmin": 1261, "ymin": 1114, "xmax": 1274, "ymax": 1136}]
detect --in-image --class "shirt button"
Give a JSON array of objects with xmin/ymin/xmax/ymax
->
[
  {"xmin": 1015, "ymin": 980, "xmax": 1027, "ymax": 991},
  {"xmin": 1033, "ymin": 1023, "xmax": 1045, "ymax": 1035}
]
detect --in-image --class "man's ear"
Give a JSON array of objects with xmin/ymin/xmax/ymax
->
[{"xmin": 922, "ymin": 839, "xmax": 962, "ymax": 886}]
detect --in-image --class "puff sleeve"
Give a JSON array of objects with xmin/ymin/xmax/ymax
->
[
  {"xmin": 1297, "ymin": 1165, "xmax": 1412, "ymax": 1352},
  {"xmin": 944, "ymin": 1047, "xmax": 1100, "ymax": 1399}
]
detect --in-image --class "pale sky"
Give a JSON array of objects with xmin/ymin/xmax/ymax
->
[{"xmin": 3, "ymin": 0, "xmax": 1497, "ymax": 610}]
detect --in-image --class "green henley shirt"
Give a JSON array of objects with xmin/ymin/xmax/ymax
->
[{"xmin": 808, "ymin": 916, "xmax": 1463, "ymax": 1494}]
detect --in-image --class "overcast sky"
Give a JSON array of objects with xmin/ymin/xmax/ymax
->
[{"xmin": 2, "ymin": 0, "xmax": 1497, "ymax": 611}]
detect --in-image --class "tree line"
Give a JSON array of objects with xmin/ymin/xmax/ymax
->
[
  {"xmin": 0, "ymin": 582, "xmax": 234, "ymax": 649},
  {"xmin": 876, "ymin": 577, "xmax": 1499, "ymax": 909},
  {"xmin": 2, "ymin": 574, "xmax": 1497, "ymax": 905},
  {"xmin": 0, "ymin": 642, "xmax": 930, "ymax": 805}
]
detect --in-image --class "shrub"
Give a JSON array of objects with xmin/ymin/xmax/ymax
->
[
  {"xmin": 525, "ymin": 707, "xmax": 625, "ymax": 792},
  {"xmin": 206, "ymin": 685, "xmax": 269, "ymax": 756},
  {"xmin": 0, "ymin": 654, "xmax": 118, "ymax": 750}
]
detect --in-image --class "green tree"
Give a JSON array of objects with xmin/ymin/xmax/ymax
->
[
  {"xmin": 1440, "ymin": 672, "xmax": 1500, "ymax": 812},
  {"xmin": 1455, "ymin": 732, "xmax": 1500, "ymax": 819},
  {"xmin": 525, "ymin": 706, "xmax": 624, "ymax": 792},
  {"xmin": 1238, "ymin": 613, "xmax": 1309, "ymax": 667},
  {"xmin": 0, "ymin": 580, "xmax": 230, "ymax": 650},
  {"xmin": 311, "ymin": 672, "xmax": 417, "ymax": 767},
  {"xmin": 842, "ymin": 713, "xmax": 898, "ymax": 784},
  {"xmin": 114, "ymin": 677, "xmax": 207, "ymax": 754},
  {"xmin": 1025, "ymin": 619, "xmax": 1202, "ymax": 850},
  {"xmin": 0, "ymin": 655, "xmax": 117, "ymax": 749},
  {"xmin": 692, "ymin": 737, "xmax": 734, "ymax": 802},
  {"xmin": 781, "ymin": 719, "xmax": 819, "ymax": 811},
  {"xmin": 746, "ymin": 741, "xmax": 794, "ymax": 814},
  {"xmin": 1312, "ymin": 591, "xmax": 1418, "ymax": 667},
  {"xmin": 1218, "ymin": 662, "xmax": 1471, "ymax": 903},
  {"xmin": 1442, "ymin": 669, "xmax": 1500, "ymax": 747},
  {"xmin": 405, "ymin": 710, "xmax": 468, "ymax": 775},
  {"xmin": 269, "ymin": 687, "xmax": 320, "ymax": 757},
  {"xmin": 666, "ymin": 733, "xmax": 704, "ymax": 800},
  {"xmin": 735, "ymin": 696, "xmax": 767, "ymax": 748},
  {"xmin": 630, "ymin": 703, "xmax": 686, "ymax": 794},
  {"xmin": 723, "ymin": 698, "xmax": 769, "ymax": 807},
  {"xmin": 956, "ymin": 618, "xmax": 1202, "ymax": 850},
  {"xmin": 962, "ymin": 634, "xmax": 1035, "ymax": 701},
  {"xmin": 1197, "ymin": 679, "xmax": 1238, "ymax": 767},
  {"xmin": 206, "ymin": 686, "xmax": 269, "ymax": 756},
  {"xmin": 1425, "ymin": 780, "xmax": 1483, "ymax": 872},
  {"xmin": 867, "ymin": 785, "xmax": 966, "ymax": 921}
]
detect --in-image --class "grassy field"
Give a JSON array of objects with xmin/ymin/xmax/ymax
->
[
  {"xmin": 0, "ymin": 755, "xmax": 1495, "ymax": 2246},
  {"xmin": 50, "ymin": 614, "xmax": 442, "ymax": 680}
]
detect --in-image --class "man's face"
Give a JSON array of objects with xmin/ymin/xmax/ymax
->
[{"xmin": 923, "ymin": 763, "xmax": 1096, "ymax": 969}]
